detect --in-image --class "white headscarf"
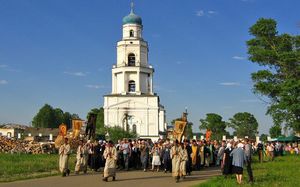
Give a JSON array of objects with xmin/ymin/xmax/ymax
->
[
  {"xmin": 226, "ymin": 143, "xmax": 232, "ymax": 151},
  {"xmin": 237, "ymin": 143, "xmax": 244, "ymax": 148}
]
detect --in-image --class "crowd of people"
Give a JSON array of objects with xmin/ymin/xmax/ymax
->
[{"xmin": 58, "ymin": 137, "xmax": 299, "ymax": 184}]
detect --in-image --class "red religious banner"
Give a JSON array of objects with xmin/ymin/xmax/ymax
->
[
  {"xmin": 205, "ymin": 129, "xmax": 212, "ymax": 141},
  {"xmin": 59, "ymin": 123, "xmax": 67, "ymax": 137}
]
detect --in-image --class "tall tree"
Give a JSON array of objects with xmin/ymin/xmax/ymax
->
[
  {"xmin": 32, "ymin": 104, "xmax": 80, "ymax": 129},
  {"xmin": 247, "ymin": 18, "xmax": 300, "ymax": 133},
  {"xmin": 32, "ymin": 104, "xmax": 57, "ymax": 128},
  {"xmin": 199, "ymin": 113, "xmax": 228, "ymax": 140},
  {"xmin": 62, "ymin": 112, "xmax": 72, "ymax": 129},
  {"xmin": 229, "ymin": 112, "xmax": 259, "ymax": 139},
  {"xmin": 269, "ymin": 124, "xmax": 282, "ymax": 138}
]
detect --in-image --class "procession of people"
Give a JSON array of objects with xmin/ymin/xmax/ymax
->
[{"xmin": 56, "ymin": 135, "xmax": 300, "ymax": 184}]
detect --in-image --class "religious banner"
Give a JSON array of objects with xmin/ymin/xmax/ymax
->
[
  {"xmin": 59, "ymin": 123, "xmax": 67, "ymax": 137},
  {"xmin": 205, "ymin": 129, "xmax": 212, "ymax": 141},
  {"xmin": 72, "ymin": 119, "xmax": 84, "ymax": 139},
  {"xmin": 173, "ymin": 120, "xmax": 187, "ymax": 142}
]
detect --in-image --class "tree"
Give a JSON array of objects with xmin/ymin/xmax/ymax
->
[
  {"xmin": 260, "ymin": 134, "xmax": 268, "ymax": 142},
  {"xmin": 199, "ymin": 113, "xmax": 228, "ymax": 140},
  {"xmin": 105, "ymin": 126, "xmax": 137, "ymax": 143},
  {"xmin": 247, "ymin": 18, "xmax": 300, "ymax": 133},
  {"xmin": 171, "ymin": 118, "xmax": 193, "ymax": 139},
  {"xmin": 229, "ymin": 112, "xmax": 259, "ymax": 139},
  {"xmin": 269, "ymin": 124, "xmax": 282, "ymax": 138},
  {"xmin": 32, "ymin": 104, "xmax": 57, "ymax": 128},
  {"xmin": 32, "ymin": 104, "xmax": 80, "ymax": 129}
]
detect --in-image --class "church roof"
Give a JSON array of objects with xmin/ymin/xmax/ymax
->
[{"xmin": 122, "ymin": 3, "xmax": 142, "ymax": 25}]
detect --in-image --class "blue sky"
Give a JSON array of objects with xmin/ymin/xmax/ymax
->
[{"xmin": 0, "ymin": 0, "xmax": 299, "ymax": 134}]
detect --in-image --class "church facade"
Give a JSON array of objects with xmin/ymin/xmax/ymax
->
[{"xmin": 103, "ymin": 6, "xmax": 166, "ymax": 140}]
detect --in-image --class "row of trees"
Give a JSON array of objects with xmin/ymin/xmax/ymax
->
[
  {"xmin": 32, "ymin": 104, "xmax": 79, "ymax": 129},
  {"xmin": 199, "ymin": 112, "xmax": 259, "ymax": 140}
]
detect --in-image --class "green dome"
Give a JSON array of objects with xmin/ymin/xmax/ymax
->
[{"xmin": 122, "ymin": 12, "xmax": 142, "ymax": 25}]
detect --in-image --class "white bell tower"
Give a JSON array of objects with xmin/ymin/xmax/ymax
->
[
  {"xmin": 112, "ymin": 4, "xmax": 153, "ymax": 96},
  {"xmin": 103, "ymin": 4, "xmax": 166, "ymax": 141}
]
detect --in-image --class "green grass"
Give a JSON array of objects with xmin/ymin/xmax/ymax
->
[
  {"xmin": 196, "ymin": 155, "xmax": 300, "ymax": 187},
  {"xmin": 0, "ymin": 153, "xmax": 76, "ymax": 182}
]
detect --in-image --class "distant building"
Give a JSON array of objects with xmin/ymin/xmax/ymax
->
[
  {"xmin": 24, "ymin": 127, "xmax": 59, "ymax": 142},
  {"xmin": 0, "ymin": 124, "xmax": 26, "ymax": 138},
  {"xmin": 0, "ymin": 124, "xmax": 59, "ymax": 142}
]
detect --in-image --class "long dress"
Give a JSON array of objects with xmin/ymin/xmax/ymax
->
[
  {"xmin": 222, "ymin": 148, "xmax": 232, "ymax": 175},
  {"xmin": 171, "ymin": 145, "xmax": 182, "ymax": 177},
  {"xmin": 59, "ymin": 143, "xmax": 70, "ymax": 173},
  {"xmin": 151, "ymin": 146, "xmax": 161, "ymax": 166},
  {"xmin": 75, "ymin": 144, "xmax": 88, "ymax": 173},
  {"xmin": 103, "ymin": 146, "xmax": 117, "ymax": 178},
  {"xmin": 179, "ymin": 147, "xmax": 188, "ymax": 177}
]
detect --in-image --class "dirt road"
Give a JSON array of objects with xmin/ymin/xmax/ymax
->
[{"xmin": 0, "ymin": 167, "xmax": 221, "ymax": 187}]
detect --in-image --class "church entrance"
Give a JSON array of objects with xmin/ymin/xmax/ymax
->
[{"xmin": 122, "ymin": 114, "xmax": 140, "ymax": 133}]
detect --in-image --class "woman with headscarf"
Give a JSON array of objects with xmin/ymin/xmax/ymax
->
[
  {"xmin": 151, "ymin": 142, "xmax": 161, "ymax": 171},
  {"xmin": 230, "ymin": 142, "xmax": 247, "ymax": 184},
  {"xmin": 222, "ymin": 142, "xmax": 233, "ymax": 176}
]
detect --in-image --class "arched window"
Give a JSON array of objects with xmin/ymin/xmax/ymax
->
[
  {"xmin": 130, "ymin": 30, "xmax": 134, "ymax": 37},
  {"xmin": 132, "ymin": 124, "xmax": 137, "ymax": 133},
  {"xmin": 128, "ymin": 80, "xmax": 135, "ymax": 92},
  {"xmin": 128, "ymin": 53, "xmax": 135, "ymax": 66}
]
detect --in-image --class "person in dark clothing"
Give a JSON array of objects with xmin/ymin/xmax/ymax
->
[
  {"xmin": 161, "ymin": 141, "xmax": 172, "ymax": 173},
  {"xmin": 184, "ymin": 139, "xmax": 192, "ymax": 175},
  {"xmin": 222, "ymin": 142, "xmax": 233, "ymax": 176},
  {"xmin": 244, "ymin": 139, "xmax": 254, "ymax": 183},
  {"xmin": 257, "ymin": 142, "xmax": 264, "ymax": 163}
]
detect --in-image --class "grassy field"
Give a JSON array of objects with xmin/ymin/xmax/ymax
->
[
  {"xmin": 197, "ymin": 155, "xmax": 300, "ymax": 187},
  {"xmin": 0, "ymin": 153, "xmax": 76, "ymax": 182}
]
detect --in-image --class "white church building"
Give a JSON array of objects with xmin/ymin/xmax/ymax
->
[{"xmin": 103, "ymin": 5, "xmax": 166, "ymax": 140}]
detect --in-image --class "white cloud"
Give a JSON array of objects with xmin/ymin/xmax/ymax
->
[
  {"xmin": 64, "ymin": 71, "xmax": 86, "ymax": 77},
  {"xmin": 232, "ymin": 56, "xmax": 246, "ymax": 60},
  {"xmin": 0, "ymin": 80, "xmax": 8, "ymax": 85},
  {"xmin": 176, "ymin": 61, "xmax": 183, "ymax": 65},
  {"xmin": 196, "ymin": 10, "xmax": 218, "ymax": 17},
  {"xmin": 196, "ymin": 10, "xmax": 204, "ymax": 17},
  {"xmin": 219, "ymin": 82, "xmax": 241, "ymax": 86},
  {"xmin": 85, "ymin": 84, "xmax": 104, "ymax": 89},
  {"xmin": 208, "ymin": 10, "xmax": 218, "ymax": 15},
  {"xmin": 0, "ymin": 64, "xmax": 8, "ymax": 68}
]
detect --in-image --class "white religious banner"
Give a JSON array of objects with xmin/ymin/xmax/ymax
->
[
  {"xmin": 18, "ymin": 133, "xmax": 21, "ymax": 139},
  {"xmin": 193, "ymin": 135, "xmax": 196, "ymax": 140},
  {"xmin": 49, "ymin": 134, "xmax": 53, "ymax": 141},
  {"xmin": 256, "ymin": 136, "xmax": 260, "ymax": 143},
  {"xmin": 200, "ymin": 135, "xmax": 204, "ymax": 140},
  {"xmin": 234, "ymin": 136, "xmax": 238, "ymax": 142},
  {"xmin": 222, "ymin": 135, "xmax": 226, "ymax": 141},
  {"xmin": 28, "ymin": 133, "xmax": 31, "ymax": 137},
  {"xmin": 39, "ymin": 133, "xmax": 42, "ymax": 137}
]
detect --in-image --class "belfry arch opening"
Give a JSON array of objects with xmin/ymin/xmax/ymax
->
[
  {"xmin": 130, "ymin": 30, "xmax": 134, "ymax": 37},
  {"xmin": 128, "ymin": 53, "xmax": 136, "ymax": 66},
  {"xmin": 128, "ymin": 80, "xmax": 136, "ymax": 92}
]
